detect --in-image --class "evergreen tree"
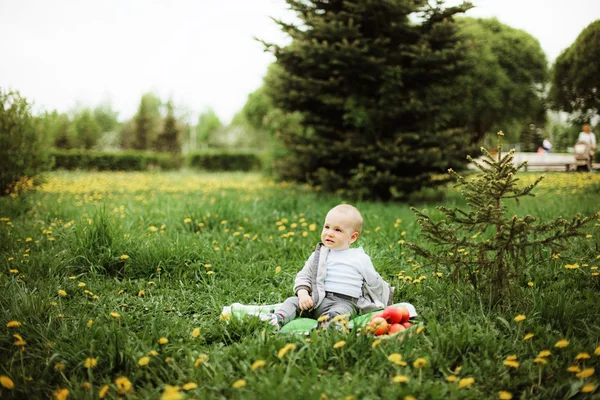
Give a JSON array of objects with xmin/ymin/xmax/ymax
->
[
  {"xmin": 408, "ymin": 132, "xmax": 599, "ymax": 305},
  {"xmin": 134, "ymin": 96, "xmax": 154, "ymax": 150},
  {"xmin": 262, "ymin": 0, "xmax": 475, "ymax": 200},
  {"xmin": 155, "ymin": 101, "xmax": 181, "ymax": 153}
]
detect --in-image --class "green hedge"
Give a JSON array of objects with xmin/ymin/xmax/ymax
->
[
  {"xmin": 50, "ymin": 150, "xmax": 262, "ymax": 172},
  {"xmin": 51, "ymin": 150, "xmax": 182, "ymax": 171},
  {"xmin": 187, "ymin": 150, "xmax": 262, "ymax": 171}
]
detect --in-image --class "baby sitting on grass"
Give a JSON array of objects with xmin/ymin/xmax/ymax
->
[{"xmin": 268, "ymin": 204, "xmax": 393, "ymax": 328}]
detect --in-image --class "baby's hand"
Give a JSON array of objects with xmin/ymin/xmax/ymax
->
[{"xmin": 297, "ymin": 290, "xmax": 314, "ymax": 310}]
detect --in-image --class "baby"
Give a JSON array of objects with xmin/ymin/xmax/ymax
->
[{"xmin": 270, "ymin": 204, "xmax": 393, "ymax": 328}]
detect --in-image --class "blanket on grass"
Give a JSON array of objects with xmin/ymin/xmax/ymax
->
[{"xmin": 221, "ymin": 302, "xmax": 419, "ymax": 334}]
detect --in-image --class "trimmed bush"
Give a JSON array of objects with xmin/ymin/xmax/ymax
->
[
  {"xmin": 187, "ymin": 150, "xmax": 262, "ymax": 171},
  {"xmin": 50, "ymin": 150, "xmax": 182, "ymax": 171}
]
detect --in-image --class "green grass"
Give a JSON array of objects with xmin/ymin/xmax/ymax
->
[{"xmin": 1, "ymin": 170, "xmax": 599, "ymax": 399}]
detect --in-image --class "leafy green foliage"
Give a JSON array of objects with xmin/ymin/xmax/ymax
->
[
  {"xmin": 451, "ymin": 18, "xmax": 548, "ymax": 144},
  {"xmin": 195, "ymin": 108, "xmax": 223, "ymax": 149},
  {"xmin": 549, "ymin": 19, "xmax": 600, "ymax": 122},
  {"xmin": 408, "ymin": 132, "xmax": 599, "ymax": 305},
  {"xmin": 261, "ymin": 0, "xmax": 475, "ymax": 200},
  {"xmin": 72, "ymin": 108, "xmax": 102, "ymax": 149},
  {"xmin": 50, "ymin": 150, "xmax": 181, "ymax": 171},
  {"xmin": 0, "ymin": 89, "xmax": 51, "ymax": 195},
  {"xmin": 133, "ymin": 93, "xmax": 163, "ymax": 150}
]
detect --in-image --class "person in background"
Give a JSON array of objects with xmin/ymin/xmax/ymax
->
[
  {"xmin": 542, "ymin": 137, "xmax": 552, "ymax": 153},
  {"xmin": 577, "ymin": 124, "xmax": 596, "ymax": 171}
]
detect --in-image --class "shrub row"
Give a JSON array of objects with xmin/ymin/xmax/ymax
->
[{"xmin": 50, "ymin": 149, "xmax": 262, "ymax": 172}]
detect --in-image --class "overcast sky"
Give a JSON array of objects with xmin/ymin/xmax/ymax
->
[{"xmin": 1, "ymin": 0, "xmax": 599, "ymax": 124}]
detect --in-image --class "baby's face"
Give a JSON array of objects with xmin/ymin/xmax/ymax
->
[{"xmin": 321, "ymin": 209, "xmax": 358, "ymax": 251}]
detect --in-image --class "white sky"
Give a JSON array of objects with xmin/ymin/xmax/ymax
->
[{"xmin": 1, "ymin": 0, "xmax": 599, "ymax": 124}]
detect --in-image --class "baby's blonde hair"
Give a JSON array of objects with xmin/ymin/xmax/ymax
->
[{"xmin": 329, "ymin": 204, "xmax": 363, "ymax": 234}]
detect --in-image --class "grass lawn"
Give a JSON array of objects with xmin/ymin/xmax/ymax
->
[{"xmin": 1, "ymin": 170, "xmax": 599, "ymax": 399}]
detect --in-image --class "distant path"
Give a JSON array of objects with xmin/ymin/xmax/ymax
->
[{"xmin": 471, "ymin": 152, "xmax": 599, "ymax": 171}]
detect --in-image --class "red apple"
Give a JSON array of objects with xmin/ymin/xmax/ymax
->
[
  {"xmin": 401, "ymin": 321, "xmax": 412, "ymax": 329},
  {"xmin": 369, "ymin": 317, "xmax": 389, "ymax": 335},
  {"xmin": 382, "ymin": 306, "xmax": 410, "ymax": 324},
  {"xmin": 369, "ymin": 312, "xmax": 384, "ymax": 324},
  {"xmin": 388, "ymin": 323, "xmax": 406, "ymax": 335}
]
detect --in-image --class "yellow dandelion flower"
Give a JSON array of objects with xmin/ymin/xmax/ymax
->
[
  {"xmin": 576, "ymin": 368, "xmax": 595, "ymax": 378},
  {"xmin": 80, "ymin": 382, "xmax": 91, "ymax": 391},
  {"xmin": 333, "ymin": 340, "xmax": 346, "ymax": 349},
  {"xmin": 595, "ymin": 346, "xmax": 600, "ymax": 356},
  {"xmin": 115, "ymin": 376, "xmax": 132, "ymax": 394},
  {"xmin": 182, "ymin": 382, "xmax": 198, "ymax": 391},
  {"xmin": 277, "ymin": 343, "xmax": 297, "ymax": 359},
  {"xmin": 148, "ymin": 226, "xmax": 158, "ymax": 232},
  {"xmin": 505, "ymin": 355, "xmax": 517, "ymax": 361},
  {"xmin": 503, "ymin": 360, "xmax": 520, "ymax": 368},
  {"xmin": 0, "ymin": 375, "xmax": 14, "ymax": 389},
  {"xmin": 184, "ymin": 218, "xmax": 192, "ymax": 223},
  {"xmin": 533, "ymin": 357, "xmax": 547, "ymax": 364},
  {"xmin": 575, "ymin": 352, "xmax": 590, "ymax": 360},
  {"xmin": 538, "ymin": 350, "xmax": 551, "ymax": 358},
  {"xmin": 446, "ymin": 375, "xmax": 457, "ymax": 382},
  {"xmin": 404, "ymin": 396, "xmax": 416, "ymax": 400},
  {"xmin": 6, "ymin": 320, "xmax": 21, "ymax": 328},
  {"xmin": 120, "ymin": 254, "xmax": 129, "ymax": 260},
  {"xmin": 9, "ymin": 269, "xmax": 18, "ymax": 274},
  {"xmin": 581, "ymin": 384, "xmax": 596, "ymax": 393},
  {"xmin": 565, "ymin": 263, "xmax": 579, "ymax": 269},
  {"xmin": 110, "ymin": 312, "xmax": 120, "ymax": 319},
  {"xmin": 138, "ymin": 356, "xmax": 150, "ymax": 366},
  {"xmin": 53, "ymin": 387, "xmax": 69, "ymax": 400},
  {"xmin": 78, "ymin": 282, "xmax": 86, "ymax": 288},
  {"xmin": 388, "ymin": 353, "xmax": 403, "ymax": 363},
  {"xmin": 458, "ymin": 377, "xmax": 475, "ymax": 388},
  {"xmin": 58, "ymin": 289, "xmax": 67, "ymax": 297},
  {"xmin": 317, "ymin": 315, "xmax": 330, "ymax": 322},
  {"xmin": 413, "ymin": 358, "xmax": 427, "ymax": 368},
  {"xmin": 554, "ymin": 339, "xmax": 569, "ymax": 348},
  {"xmin": 148, "ymin": 350, "xmax": 159, "ymax": 356},
  {"xmin": 498, "ymin": 391, "xmax": 512, "ymax": 400},
  {"xmin": 567, "ymin": 365, "xmax": 581, "ymax": 373},
  {"xmin": 232, "ymin": 379, "xmax": 246, "ymax": 389},
  {"xmin": 586, "ymin": 234, "xmax": 593, "ymax": 239},
  {"xmin": 371, "ymin": 339, "xmax": 382, "ymax": 349},
  {"xmin": 192, "ymin": 327, "xmax": 200, "ymax": 338},
  {"xmin": 84, "ymin": 357, "xmax": 97, "ymax": 369},
  {"xmin": 158, "ymin": 337, "xmax": 169, "ymax": 345},
  {"xmin": 392, "ymin": 375, "xmax": 410, "ymax": 383},
  {"xmin": 148, "ymin": 281, "xmax": 156, "ymax": 285},
  {"xmin": 523, "ymin": 333, "xmax": 535, "ymax": 341},
  {"xmin": 54, "ymin": 362, "xmax": 65, "ymax": 371},
  {"xmin": 137, "ymin": 290, "xmax": 144, "ymax": 297},
  {"xmin": 527, "ymin": 282, "xmax": 534, "ymax": 287},
  {"xmin": 251, "ymin": 360, "xmax": 266, "ymax": 371},
  {"xmin": 416, "ymin": 326, "xmax": 425, "ymax": 334},
  {"xmin": 98, "ymin": 385, "xmax": 110, "ymax": 398},
  {"xmin": 87, "ymin": 319, "xmax": 94, "ymax": 327},
  {"xmin": 513, "ymin": 314, "xmax": 526, "ymax": 322}
]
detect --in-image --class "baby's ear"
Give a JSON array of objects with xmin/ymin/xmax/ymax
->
[{"xmin": 349, "ymin": 231, "xmax": 359, "ymax": 244}]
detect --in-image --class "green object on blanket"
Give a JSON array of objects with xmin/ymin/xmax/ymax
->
[{"xmin": 220, "ymin": 302, "xmax": 419, "ymax": 335}]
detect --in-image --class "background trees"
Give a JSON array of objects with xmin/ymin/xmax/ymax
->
[
  {"xmin": 549, "ymin": 19, "xmax": 600, "ymax": 123},
  {"xmin": 0, "ymin": 89, "xmax": 50, "ymax": 195},
  {"xmin": 261, "ymin": 0, "xmax": 475, "ymax": 200},
  {"xmin": 450, "ymin": 17, "xmax": 548, "ymax": 146}
]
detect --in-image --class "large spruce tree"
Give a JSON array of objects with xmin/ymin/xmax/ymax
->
[{"xmin": 262, "ymin": 0, "xmax": 474, "ymax": 200}]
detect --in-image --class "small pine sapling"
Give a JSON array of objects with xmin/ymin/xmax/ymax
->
[{"xmin": 407, "ymin": 131, "xmax": 599, "ymax": 305}]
